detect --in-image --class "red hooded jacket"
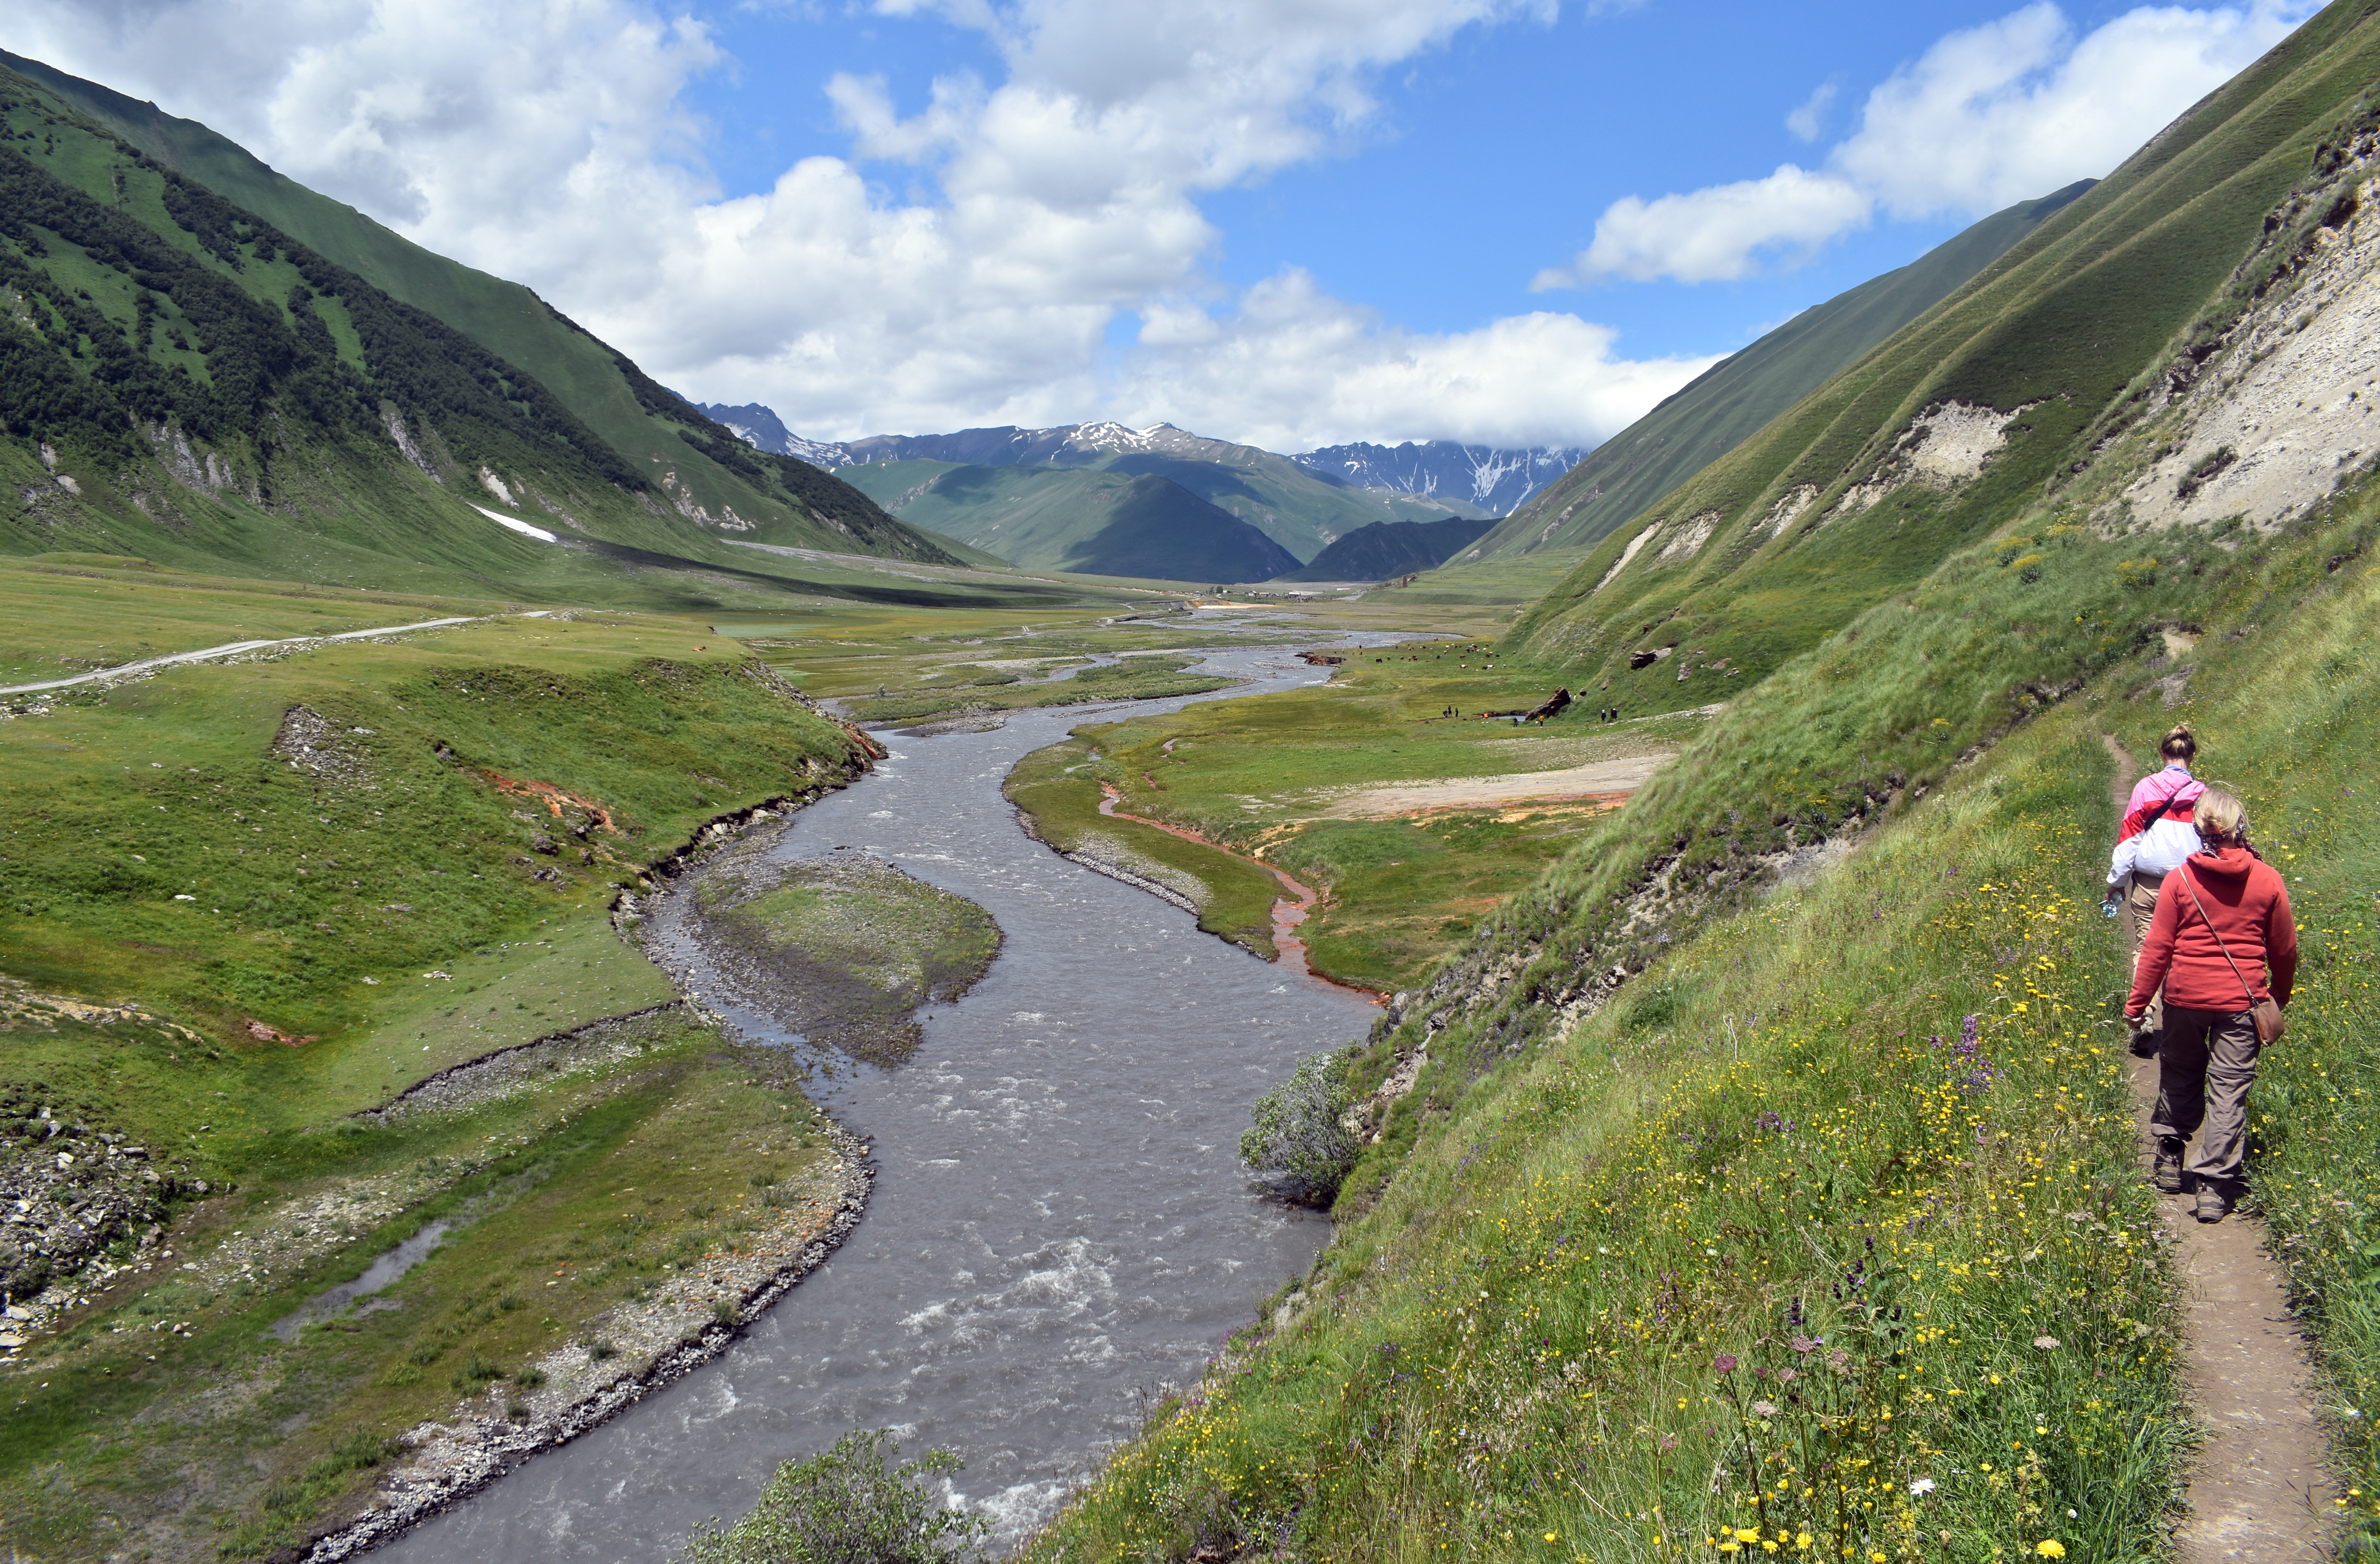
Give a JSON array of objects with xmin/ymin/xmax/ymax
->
[{"xmin": 2126, "ymin": 845, "xmax": 2298, "ymax": 1019}]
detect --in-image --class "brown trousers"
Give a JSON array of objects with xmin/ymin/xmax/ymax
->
[
  {"xmin": 2149, "ymin": 1006, "xmax": 2263, "ymax": 1192},
  {"xmin": 2124, "ymin": 870, "xmax": 2168, "ymax": 1036}
]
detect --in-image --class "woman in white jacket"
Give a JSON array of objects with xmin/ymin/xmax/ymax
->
[{"xmin": 2108, "ymin": 725, "xmax": 2205, "ymax": 1054}]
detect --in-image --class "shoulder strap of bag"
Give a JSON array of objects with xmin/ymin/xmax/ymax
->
[{"xmin": 2177, "ymin": 863, "xmax": 2262, "ymax": 1010}]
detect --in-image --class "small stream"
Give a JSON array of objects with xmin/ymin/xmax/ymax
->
[{"xmin": 378, "ymin": 638, "xmax": 1394, "ymax": 1561}]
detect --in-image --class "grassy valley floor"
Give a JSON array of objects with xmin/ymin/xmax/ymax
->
[
  {"xmin": 0, "ymin": 564, "xmax": 1522, "ymax": 1560},
  {"xmin": 1006, "ymin": 643, "xmax": 1702, "ymax": 991},
  {"xmin": 0, "ymin": 567, "xmax": 956, "ymax": 1559}
]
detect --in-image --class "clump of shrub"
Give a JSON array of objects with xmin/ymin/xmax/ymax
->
[
  {"xmin": 2177, "ymin": 443, "xmax": 2238, "ymax": 498},
  {"xmin": 1240, "ymin": 1050, "xmax": 1356, "ymax": 1207},
  {"xmin": 676, "ymin": 1429, "xmax": 990, "ymax": 1564}
]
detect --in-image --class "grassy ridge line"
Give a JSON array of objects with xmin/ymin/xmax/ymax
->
[
  {"xmin": 1029, "ymin": 713, "xmax": 2180, "ymax": 1561},
  {"xmin": 0, "ymin": 73, "xmax": 1001, "ymax": 613},
  {"xmin": 1467, "ymin": 181, "xmax": 2091, "ymax": 566},
  {"xmin": 1505, "ymin": 2, "xmax": 2380, "ymax": 695},
  {"xmin": 0, "ymin": 52, "xmax": 947, "ymax": 563}
]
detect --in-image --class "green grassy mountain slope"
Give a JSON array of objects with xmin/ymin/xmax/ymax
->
[
  {"xmin": 1273, "ymin": 515, "xmax": 1494, "ymax": 581},
  {"xmin": 0, "ymin": 66, "xmax": 1030, "ymax": 613},
  {"xmin": 1096, "ymin": 448, "xmax": 1482, "ymax": 559},
  {"xmin": 0, "ymin": 50, "xmax": 941, "ymax": 565},
  {"xmin": 1507, "ymin": 0, "xmax": 2380, "ymax": 704},
  {"xmin": 1026, "ymin": 14, "xmax": 2380, "ymax": 1554},
  {"xmin": 1460, "ymin": 181, "xmax": 2094, "ymax": 568},
  {"xmin": 868, "ymin": 463, "xmax": 1300, "ymax": 580}
]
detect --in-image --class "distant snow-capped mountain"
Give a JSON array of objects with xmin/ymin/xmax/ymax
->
[
  {"xmin": 695, "ymin": 407, "xmax": 1586, "ymax": 518},
  {"xmin": 1292, "ymin": 440, "xmax": 1591, "ymax": 516},
  {"xmin": 699, "ymin": 414, "xmax": 1292, "ymax": 473},
  {"xmin": 696, "ymin": 402, "xmax": 851, "ymax": 467}
]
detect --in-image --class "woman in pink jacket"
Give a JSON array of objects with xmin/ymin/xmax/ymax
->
[
  {"xmin": 2126, "ymin": 786, "xmax": 2296, "ymax": 1223},
  {"xmin": 2108, "ymin": 725, "xmax": 2205, "ymax": 1055}
]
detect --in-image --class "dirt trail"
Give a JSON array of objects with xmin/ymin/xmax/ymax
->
[
  {"xmin": 2102, "ymin": 735, "xmax": 2338, "ymax": 1559},
  {"xmin": 1097, "ymin": 784, "xmax": 1382, "ymax": 1002},
  {"xmin": 0, "ymin": 611, "xmax": 545, "ymax": 696}
]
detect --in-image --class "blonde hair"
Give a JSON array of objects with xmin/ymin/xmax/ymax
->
[
  {"xmin": 2194, "ymin": 785, "xmax": 2248, "ymax": 845},
  {"xmin": 2160, "ymin": 724, "xmax": 2198, "ymax": 763}
]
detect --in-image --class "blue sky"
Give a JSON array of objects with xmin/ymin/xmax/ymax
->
[
  {"xmin": 693, "ymin": 0, "xmax": 2072, "ymax": 360},
  {"xmin": 0, "ymin": 0, "xmax": 2315, "ymax": 449}
]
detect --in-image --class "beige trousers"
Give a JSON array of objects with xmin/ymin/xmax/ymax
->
[
  {"xmin": 2125, "ymin": 870, "xmax": 2167, "ymax": 1036},
  {"xmin": 2150, "ymin": 1006, "xmax": 2263, "ymax": 1192}
]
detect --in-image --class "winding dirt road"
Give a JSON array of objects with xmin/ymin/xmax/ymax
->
[{"xmin": 0, "ymin": 612, "xmax": 543, "ymax": 697}]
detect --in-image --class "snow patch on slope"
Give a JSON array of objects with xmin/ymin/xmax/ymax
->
[{"xmin": 473, "ymin": 504, "xmax": 557, "ymax": 543}]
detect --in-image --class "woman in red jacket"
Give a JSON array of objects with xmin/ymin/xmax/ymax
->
[{"xmin": 2126, "ymin": 786, "xmax": 2296, "ymax": 1222}]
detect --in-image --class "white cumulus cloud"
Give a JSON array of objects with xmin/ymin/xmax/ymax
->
[
  {"xmin": 1537, "ymin": 0, "xmax": 2311, "ymax": 290},
  {"xmin": 1536, "ymin": 165, "xmax": 1872, "ymax": 287},
  {"xmin": 1122, "ymin": 271, "xmax": 1719, "ymax": 451},
  {"xmin": 0, "ymin": 0, "xmax": 1698, "ymax": 450}
]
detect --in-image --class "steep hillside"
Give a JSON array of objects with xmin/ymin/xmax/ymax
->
[
  {"xmin": 1027, "ymin": 14, "xmax": 2380, "ymax": 1556},
  {"xmin": 1507, "ymin": 0, "xmax": 2380, "ymax": 707},
  {"xmin": 1462, "ymin": 182, "xmax": 2092, "ymax": 566},
  {"xmin": 2, "ymin": 50, "xmax": 940, "ymax": 564},
  {"xmin": 1273, "ymin": 515, "xmax": 1494, "ymax": 581},
  {"xmin": 865, "ymin": 463, "xmax": 1299, "ymax": 580}
]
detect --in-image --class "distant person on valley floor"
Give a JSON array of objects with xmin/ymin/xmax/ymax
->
[
  {"xmin": 2126, "ymin": 786, "xmax": 2296, "ymax": 1223},
  {"xmin": 2108, "ymin": 725, "xmax": 2206, "ymax": 1057}
]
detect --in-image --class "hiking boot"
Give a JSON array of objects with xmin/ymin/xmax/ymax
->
[
  {"xmin": 2152, "ymin": 1140, "xmax": 2185, "ymax": 1194},
  {"xmin": 2196, "ymin": 1186, "xmax": 2231, "ymax": 1224}
]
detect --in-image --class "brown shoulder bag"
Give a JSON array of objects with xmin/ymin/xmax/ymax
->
[{"xmin": 2176, "ymin": 864, "xmax": 2287, "ymax": 1044}]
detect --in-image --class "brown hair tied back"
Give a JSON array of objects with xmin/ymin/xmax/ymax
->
[{"xmin": 2159, "ymin": 724, "xmax": 2197, "ymax": 763}]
